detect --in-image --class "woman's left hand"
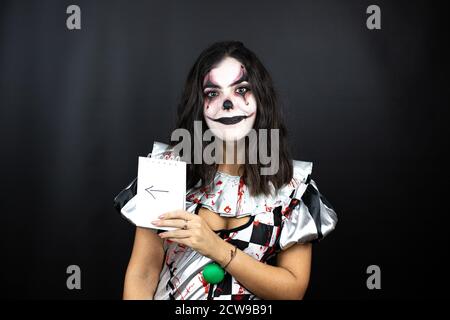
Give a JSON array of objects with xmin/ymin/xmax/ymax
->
[{"xmin": 151, "ymin": 210, "xmax": 222, "ymax": 259}]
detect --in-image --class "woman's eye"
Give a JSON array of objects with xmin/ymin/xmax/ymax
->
[
  {"xmin": 236, "ymin": 87, "xmax": 249, "ymax": 95},
  {"xmin": 205, "ymin": 91, "xmax": 218, "ymax": 98}
]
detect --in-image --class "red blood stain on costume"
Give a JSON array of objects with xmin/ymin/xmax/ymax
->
[
  {"xmin": 237, "ymin": 177, "xmax": 245, "ymax": 208},
  {"xmin": 282, "ymin": 199, "xmax": 300, "ymax": 219},
  {"xmin": 238, "ymin": 285, "xmax": 245, "ymax": 294},
  {"xmin": 198, "ymin": 274, "xmax": 210, "ymax": 294},
  {"xmin": 187, "ymin": 193, "xmax": 195, "ymax": 200}
]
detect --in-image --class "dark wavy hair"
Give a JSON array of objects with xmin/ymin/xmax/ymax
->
[{"xmin": 170, "ymin": 41, "xmax": 293, "ymax": 196}]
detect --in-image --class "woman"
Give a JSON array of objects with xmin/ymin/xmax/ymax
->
[{"xmin": 114, "ymin": 41, "xmax": 337, "ymax": 300}]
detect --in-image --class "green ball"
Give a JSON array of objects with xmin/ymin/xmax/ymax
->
[{"xmin": 202, "ymin": 263, "xmax": 225, "ymax": 284}]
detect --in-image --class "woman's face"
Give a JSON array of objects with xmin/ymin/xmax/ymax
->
[{"xmin": 203, "ymin": 57, "xmax": 257, "ymax": 141}]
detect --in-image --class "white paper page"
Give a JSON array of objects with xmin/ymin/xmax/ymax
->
[{"xmin": 123, "ymin": 156, "xmax": 186, "ymax": 230}]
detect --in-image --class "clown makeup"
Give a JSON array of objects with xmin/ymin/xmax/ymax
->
[{"xmin": 203, "ymin": 57, "xmax": 257, "ymax": 142}]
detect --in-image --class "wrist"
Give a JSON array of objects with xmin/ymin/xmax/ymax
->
[{"xmin": 211, "ymin": 238, "xmax": 235, "ymax": 267}]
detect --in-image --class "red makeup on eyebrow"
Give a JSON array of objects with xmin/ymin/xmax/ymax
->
[{"xmin": 231, "ymin": 65, "xmax": 244, "ymax": 84}]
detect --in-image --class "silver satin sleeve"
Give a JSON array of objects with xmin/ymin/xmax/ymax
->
[
  {"xmin": 150, "ymin": 141, "xmax": 171, "ymax": 158},
  {"xmin": 279, "ymin": 179, "xmax": 338, "ymax": 250}
]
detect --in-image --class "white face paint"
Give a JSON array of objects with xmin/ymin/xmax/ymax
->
[{"xmin": 203, "ymin": 57, "xmax": 257, "ymax": 142}]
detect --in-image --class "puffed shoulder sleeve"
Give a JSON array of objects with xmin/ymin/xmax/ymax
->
[{"xmin": 279, "ymin": 160, "xmax": 338, "ymax": 250}]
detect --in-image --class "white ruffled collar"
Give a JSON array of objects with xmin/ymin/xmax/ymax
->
[
  {"xmin": 151, "ymin": 141, "xmax": 313, "ymax": 218},
  {"xmin": 185, "ymin": 161, "xmax": 312, "ymax": 217}
]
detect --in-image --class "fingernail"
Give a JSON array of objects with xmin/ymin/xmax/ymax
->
[
  {"xmin": 158, "ymin": 214, "xmax": 165, "ymax": 219},
  {"xmin": 151, "ymin": 220, "xmax": 160, "ymax": 225}
]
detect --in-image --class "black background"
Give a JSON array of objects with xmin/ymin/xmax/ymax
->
[{"xmin": 0, "ymin": 0, "xmax": 447, "ymax": 299}]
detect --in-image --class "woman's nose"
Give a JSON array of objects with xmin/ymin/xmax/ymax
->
[{"xmin": 222, "ymin": 99, "xmax": 233, "ymax": 110}]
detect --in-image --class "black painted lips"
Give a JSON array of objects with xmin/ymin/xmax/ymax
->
[{"xmin": 211, "ymin": 115, "xmax": 248, "ymax": 125}]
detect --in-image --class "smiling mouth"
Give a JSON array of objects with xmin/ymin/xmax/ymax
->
[{"xmin": 209, "ymin": 115, "xmax": 249, "ymax": 125}]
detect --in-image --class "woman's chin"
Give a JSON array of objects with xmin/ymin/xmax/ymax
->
[{"xmin": 211, "ymin": 128, "xmax": 253, "ymax": 142}]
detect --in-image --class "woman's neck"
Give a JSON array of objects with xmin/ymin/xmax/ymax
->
[
  {"xmin": 217, "ymin": 163, "xmax": 242, "ymax": 176},
  {"xmin": 218, "ymin": 141, "xmax": 243, "ymax": 176}
]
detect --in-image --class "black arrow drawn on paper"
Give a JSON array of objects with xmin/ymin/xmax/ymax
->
[{"xmin": 145, "ymin": 185, "xmax": 169, "ymax": 199}]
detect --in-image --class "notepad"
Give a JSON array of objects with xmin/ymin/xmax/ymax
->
[{"xmin": 122, "ymin": 156, "xmax": 186, "ymax": 231}]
